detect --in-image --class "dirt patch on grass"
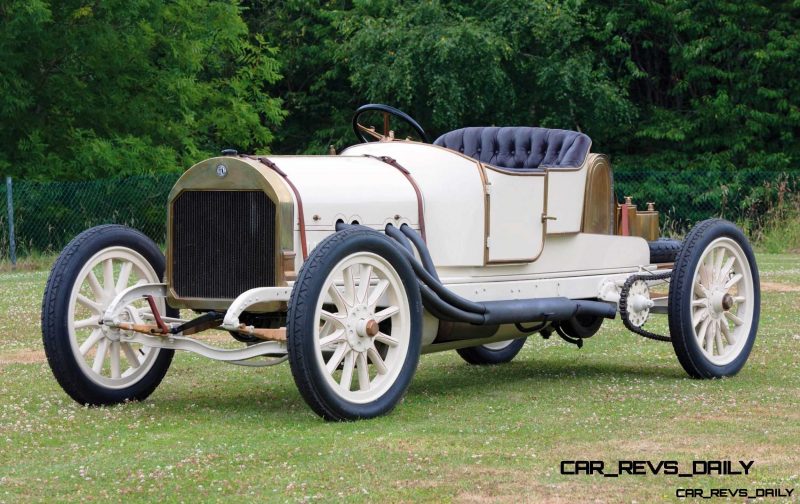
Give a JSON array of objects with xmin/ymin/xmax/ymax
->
[
  {"xmin": 0, "ymin": 349, "xmax": 46, "ymax": 365},
  {"xmin": 761, "ymin": 281, "xmax": 800, "ymax": 292}
]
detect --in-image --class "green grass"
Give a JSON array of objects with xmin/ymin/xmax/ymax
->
[
  {"xmin": 757, "ymin": 218, "xmax": 800, "ymax": 254},
  {"xmin": 1, "ymin": 255, "xmax": 798, "ymax": 502}
]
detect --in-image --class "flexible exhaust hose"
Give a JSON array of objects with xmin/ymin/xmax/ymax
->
[
  {"xmin": 399, "ymin": 223, "xmax": 439, "ymax": 281},
  {"xmin": 384, "ymin": 224, "xmax": 487, "ymax": 314},
  {"xmin": 337, "ymin": 223, "xmax": 616, "ymax": 325}
]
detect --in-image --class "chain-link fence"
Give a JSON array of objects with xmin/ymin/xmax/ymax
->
[
  {"xmin": 1, "ymin": 173, "xmax": 181, "ymax": 262},
  {"xmin": 0, "ymin": 168, "xmax": 797, "ymax": 264}
]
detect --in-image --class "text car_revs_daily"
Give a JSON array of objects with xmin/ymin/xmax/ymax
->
[
  {"xmin": 560, "ymin": 460, "xmax": 755, "ymax": 477},
  {"xmin": 676, "ymin": 488, "xmax": 794, "ymax": 499}
]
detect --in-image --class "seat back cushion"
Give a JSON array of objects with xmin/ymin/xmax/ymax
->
[{"xmin": 433, "ymin": 126, "xmax": 591, "ymax": 170}]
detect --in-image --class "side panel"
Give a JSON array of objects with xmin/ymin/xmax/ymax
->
[
  {"xmin": 274, "ymin": 156, "xmax": 418, "ymax": 230},
  {"xmin": 545, "ymin": 167, "xmax": 587, "ymax": 234},
  {"xmin": 342, "ymin": 142, "xmax": 486, "ymax": 266},
  {"xmin": 436, "ymin": 233, "xmax": 651, "ymax": 288},
  {"xmin": 484, "ymin": 169, "xmax": 546, "ymax": 263}
]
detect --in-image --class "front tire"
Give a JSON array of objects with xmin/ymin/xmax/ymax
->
[
  {"xmin": 42, "ymin": 225, "xmax": 175, "ymax": 405},
  {"xmin": 287, "ymin": 227, "xmax": 422, "ymax": 421},
  {"xmin": 668, "ymin": 219, "xmax": 760, "ymax": 378}
]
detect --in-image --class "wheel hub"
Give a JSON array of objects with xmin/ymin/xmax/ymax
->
[
  {"xmin": 709, "ymin": 291, "xmax": 733, "ymax": 318},
  {"xmin": 626, "ymin": 280, "xmax": 653, "ymax": 328},
  {"xmin": 344, "ymin": 303, "xmax": 377, "ymax": 353}
]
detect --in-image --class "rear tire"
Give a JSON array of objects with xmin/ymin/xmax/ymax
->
[
  {"xmin": 456, "ymin": 337, "xmax": 526, "ymax": 365},
  {"xmin": 649, "ymin": 238, "xmax": 682, "ymax": 263},
  {"xmin": 559, "ymin": 314, "xmax": 603, "ymax": 339},
  {"xmin": 668, "ymin": 219, "xmax": 759, "ymax": 378},
  {"xmin": 42, "ymin": 225, "xmax": 175, "ymax": 406}
]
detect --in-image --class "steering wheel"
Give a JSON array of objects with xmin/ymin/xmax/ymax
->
[{"xmin": 352, "ymin": 104, "xmax": 429, "ymax": 143}]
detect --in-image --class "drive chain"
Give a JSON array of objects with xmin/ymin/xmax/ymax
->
[{"xmin": 619, "ymin": 271, "xmax": 673, "ymax": 342}]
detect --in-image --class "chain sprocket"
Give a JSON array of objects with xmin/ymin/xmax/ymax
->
[{"xmin": 619, "ymin": 271, "xmax": 673, "ymax": 342}]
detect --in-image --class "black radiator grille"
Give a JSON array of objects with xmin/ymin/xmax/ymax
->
[{"xmin": 172, "ymin": 190, "xmax": 276, "ymax": 299}]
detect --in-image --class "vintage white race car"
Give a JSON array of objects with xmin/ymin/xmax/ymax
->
[{"xmin": 42, "ymin": 105, "xmax": 760, "ymax": 420}]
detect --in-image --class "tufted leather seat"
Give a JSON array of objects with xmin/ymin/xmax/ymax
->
[{"xmin": 433, "ymin": 126, "xmax": 591, "ymax": 171}]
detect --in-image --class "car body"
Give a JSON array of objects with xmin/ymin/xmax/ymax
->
[{"xmin": 42, "ymin": 105, "xmax": 761, "ymax": 420}]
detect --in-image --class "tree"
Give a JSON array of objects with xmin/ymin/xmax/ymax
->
[{"xmin": 0, "ymin": 0, "xmax": 284, "ymax": 180}]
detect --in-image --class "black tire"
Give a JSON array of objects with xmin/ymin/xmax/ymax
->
[
  {"xmin": 456, "ymin": 337, "xmax": 526, "ymax": 365},
  {"xmin": 42, "ymin": 225, "xmax": 175, "ymax": 405},
  {"xmin": 559, "ymin": 314, "xmax": 603, "ymax": 339},
  {"xmin": 287, "ymin": 226, "xmax": 422, "ymax": 421},
  {"xmin": 649, "ymin": 238, "xmax": 682, "ymax": 263},
  {"xmin": 668, "ymin": 219, "xmax": 760, "ymax": 378}
]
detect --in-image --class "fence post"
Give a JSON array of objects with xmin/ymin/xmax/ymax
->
[{"xmin": 6, "ymin": 176, "xmax": 16, "ymax": 268}]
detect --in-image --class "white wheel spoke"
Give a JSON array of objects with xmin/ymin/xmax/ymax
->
[
  {"xmin": 339, "ymin": 351, "xmax": 355, "ymax": 390},
  {"xmin": 87, "ymin": 271, "xmax": 104, "ymax": 300},
  {"xmin": 92, "ymin": 338, "xmax": 109, "ymax": 373},
  {"xmin": 712, "ymin": 249, "xmax": 725, "ymax": 283},
  {"xmin": 719, "ymin": 257, "xmax": 735, "ymax": 281},
  {"xmin": 705, "ymin": 323, "xmax": 715, "ymax": 354},
  {"xmin": 68, "ymin": 247, "xmax": 164, "ymax": 386},
  {"xmin": 312, "ymin": 253, "xmax": 410, "ymax": 403},
  {"xmin": 724, "ymin": 273, "xmax": 743, "ymax": 290},
  {"xmin": 318, "ymin": 320, "xmax": 333, "ymax": 339},
  {"xmin": 693, "ymin": 280, "xmax": 708, "ymax": 299},
  {"xmin": 110, "ymin": 341, "xmax": 121, "ymax": 379},
  {"xmin": 103, "ymin": 258, "xmax": 115, "ymax": 293},
  {"xmin": 375, "ymin": 332, "xmax": 399, "ymax": 347},
  {"xmin": 725, "ymin": 311, "xmax": 744, "ymax": 326},
  {"xmin": 367, "ymin": 346, "xmax": 388, "ymax": 375},
  {"xmin": 319, "ymin": 329, "xmax": 344, "ymax": 348},
  {"xmin": 374, "ymin": 305, "xmax": 400, "ymax": 323},
  {"xmin": 699, "ymin": 264, "xmax": 712, "ymax": 289},
  {"xmin": 696, "ymin": 317, "xmax": 711, "ymax": 345},
  {"xmin": 367, "ymin": 279, "xmax": 390, "ymax": 308},
  {"xmin": 121, "ymin": 342, "xmax": 141, "ymax": 368},
  {"xmin": 320, "ymin": 310, "xmax": 345, "ymax": 327},
  {"xmin": 115, "ymin": 261, "xmax": 133, "ymax": 293},
  {"xmin": 325, "ymin": 343, "xmax": 347, "ymax": 373},
  {"xmin": 74, "ymin": 316, "xmax": 99, "ymax": 330},
  {"xmin": 356, "ymin": 352, "xmax": 370, "ymax": 391},
  {"xmin": 328, "ymin": 284, "xmax": 349, "ymax": 311},
  {"xmin": 79, "ymin": 329, "xmax": 104, "ymax": 356},
  {"xmin": 76, "ymin": 293, "xmax": 103, "ymax": 314},
  {"xmin": 343, "ymin": 266, "xmax": 356, "ymax": 304},
  {"xmin": 714, "ymin": 324, "xmax": 725, "ymax": 355},
  {"xmin": 689, "ymin": 239, "xmax": 754, "ymax": 365},
  {"xmin": 692, "ymin": 308, "xmax": 708, "ymax": 328},
  {"xmin": 356, "ymin": 265, "xmax": 373, "ymax": 304},
  {"xmin": 720, "ymin": 321, "xmax": 733, "ymax": 345}
]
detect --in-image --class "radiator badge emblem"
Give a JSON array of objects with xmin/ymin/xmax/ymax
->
[{"xmin": 216, "ymin": 164, "xmax": 228, "ymax": 177}]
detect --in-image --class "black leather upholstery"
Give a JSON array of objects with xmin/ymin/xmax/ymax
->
[{"xmin": 433, "ymin": 127, "xmax": 591, "ymax": 170}]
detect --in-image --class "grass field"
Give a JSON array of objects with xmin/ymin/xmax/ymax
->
[{"xmin": 0, "ymin": 254, "xmax": 798, "ymax": 502}]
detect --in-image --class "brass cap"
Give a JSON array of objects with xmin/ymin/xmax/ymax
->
[{"xmin": 365, "ymin": 320, "xmax": 380, "ymax": 337}]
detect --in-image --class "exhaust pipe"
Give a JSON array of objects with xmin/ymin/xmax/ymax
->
[{"xmin": 381, "ymin": 224, "xmax": 616, "ymax": 327}]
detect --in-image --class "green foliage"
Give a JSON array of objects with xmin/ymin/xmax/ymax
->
[
  {"xmin": 241, "ymin": 0, "xmax": 354, "ymax": 153},
  {"xmin": 240, "ymin": 0, "xmax": 800, "ymax": 233},
  {"xmin": 0, "ymin": 0, "xmax": 284, "ymax": 180},
  {"xmin": 593, "ymin": 0, "xmax": 800, "ymax": 176},
  {"xmin": 1, "ymin": 0, "xmax": 798, "ymax": 246}
]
